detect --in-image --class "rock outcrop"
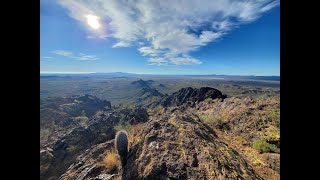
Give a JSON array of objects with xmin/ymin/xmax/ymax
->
[
  {"xmin": 122, "ymin": 108, "xmax": 262, "ymax": 180},
  {"xmin": 157, "ymin": 87, "xmax": 226, "ymax": 107},
  {"xmin": 40, "ymin": 111, "xmax": 119, "ymax": 180},
  {"xmin": 40, "ymin": 107, "xmax": 149, "ymax": 180},
  {"xmin": 60, "ymin": 140, "xmax": 116, "ymax": 180}
]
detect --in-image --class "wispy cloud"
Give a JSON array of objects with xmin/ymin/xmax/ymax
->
[
  {"xmin": 78, "ymin": 53, "xmax": 98, "ymax": 61},
  {"xmin": 147, "ymin": 57, "xmax": 168, "ymax": 66},
  {"xmin": 51, "ymin": 50, "xmax": 98, "ymax": 61},
  {"xmin": 51, "ymin": 50, "xmax": 73, "ymax": 57},
  {"xmin": 171, "ymin": 56, "xmax": 202, "ymax": 65},
  {"xmin": 58, "ymin": 0, "xmax": 279, "ymax": 65},
  {"xmin": 42, "ymin": 56, "xmax": 53, "ymax": 59}
]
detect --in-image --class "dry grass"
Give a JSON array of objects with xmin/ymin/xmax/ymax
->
[
  {"xmin": 127, "ymin": 123, "xmax": 144, "ymax": 149},
  {"xmin": 215, "ymin": 131, "xmax": 279, "ymax": 180},
  {"xmin": 103, "ymin": 123, "xmax": 145, "ymax": 173},
  {"xmin": 103, "ymin": 149, "xmax": 119, "ymax": 172},
  {"xmin": 168, "ymin": 115, "xmax": 179, "ymax": 127}
]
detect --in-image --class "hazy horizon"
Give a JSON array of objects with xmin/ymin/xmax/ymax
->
[{"xmin": 40, "ymin": 71, "xmax": 280, "ymax": 76}]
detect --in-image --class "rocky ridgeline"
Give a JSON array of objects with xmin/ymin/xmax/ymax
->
[
  {"xmin": 156, "ymin": 87, "xmax": 227, "ymax": 107},
  {"xmin": 41, "ymin": 87, "xmax": 278, "ymax": 180}
]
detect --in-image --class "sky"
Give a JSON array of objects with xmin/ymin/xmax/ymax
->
[{"xmin": 40, "ymin": 0, "xmax": 280, "ymax": 76}]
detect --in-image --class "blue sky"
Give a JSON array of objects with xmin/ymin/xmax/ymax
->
[{"xmin": 40, "ymin": 0, "xmax": 280, "ymax": 75}]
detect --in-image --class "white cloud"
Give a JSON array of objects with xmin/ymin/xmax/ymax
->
[
  {"xmin": 171, "ymin": 57, "xmax": 202, "ymax": 65},
  {"xmin": 51, "ymin": 50, "xmax": 98, "ymax": 61},
  {"xmin": 58, "ymin": 0, "xmax": 279, "ymax": 65},
  {"xmin": 42, "ymin": 56, "xmax": 53, "ymax": 59},
  {"xmin": 147, "ymin": 57, "xmax": 168, "ymax": 66},
  {"xmin": 78, "ymin": 53, "xmax": 98, "ymax": 61},
  {"xmin": 51, "ymin": 50, "xmax": 73, "ymax": 57},
  {"xmin": 139, "ymin": 47, "xmax": 164, "ymax": 57},
  {"xmin": 112, "ymin": 41, "xmax": 131, "ymax": 48}
]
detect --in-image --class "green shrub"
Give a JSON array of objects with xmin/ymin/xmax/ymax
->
[
  {"xmin": 253, "ymin": 139, "xmax": 278, "ymax": 153},
  {"xmin": 204, "ymin": 98, "xmax": 214, "ymax": 104},
  {"xmin": 267, "ymin": 109, "xmax": 280, "ymax": 129},
  {"xmin": 114, "ymin": 120, "xmax": 132, "ymax": 132},
  {"xmin": 80, "ymin": 110, "xmax": 87, "ymax": 117}
]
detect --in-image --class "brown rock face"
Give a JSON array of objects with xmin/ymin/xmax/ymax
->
[{"xmin": 122, "ymin": 109, "xmax": 262, "ymax": 180}]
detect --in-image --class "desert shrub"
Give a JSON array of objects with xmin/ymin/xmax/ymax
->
[
  {"xmin": 267, "ymin": 109, "xmax": 280, "ymax": 129},
  {"xmin": 199, "ymin": 114, "xmax": 217, "ymax": 123},
  {"xmin": 253, "ymin": 139, "xmax": 278, "ymax": 153},
  {"xmin": 74, "ymin": 116, "xmax": 89, "ymax": 125},
  {"xmin": 204, "ymin": 98, "xmax": 214, "ymax": 104},
  {"xmin": 103, "ymin": 149, "xmax": 119, "ymax": 172},
  {"xmin": 147, "ymin": 105, "xmax": 162, "ymax": 116}
]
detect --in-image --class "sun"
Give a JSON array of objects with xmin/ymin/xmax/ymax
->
[{"xmin": 86, "ymin": 14, "xmax": 101, "ymax": 30}]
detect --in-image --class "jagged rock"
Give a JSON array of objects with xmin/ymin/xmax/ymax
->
[
  {"xmin": 60, "ymin": 140, "xmax": 115, "ymax": 180},
  {"xmin": 122, "ymin": 109, "xmax": 262, "ymax": 180},
  {"xmin": 157, "ymin": 87, "xmax": 226, "ymax": 107}
]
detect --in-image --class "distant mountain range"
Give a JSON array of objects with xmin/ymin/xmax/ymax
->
[{"xmin": 40, "ymin": 72, "xmax": 280, "ymax": 81}]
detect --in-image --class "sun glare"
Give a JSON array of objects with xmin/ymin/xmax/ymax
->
[{"xmin": 86, "ymin": 14, "xmax": 101, "ymax": 30}]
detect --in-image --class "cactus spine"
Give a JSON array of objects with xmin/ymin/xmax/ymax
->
[{"xmin": 115, "ymin": 130, "xmax": 128, "ymax": 169}]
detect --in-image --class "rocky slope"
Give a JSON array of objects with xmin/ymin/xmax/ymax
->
[
  {"xmin": 40, "ymin": 94, "xmax": 111, "ymax": 145},
  {"xmin": 40, "ymin": 102, "xmax": 149, "ymax": 179},
  {"xmin": 193, "ymin": 95, "xmax": 280, "ymax": 179},
  {"xmin": 41, "ymin": 87, "xmax": 279, "ymax": 180},
  {"xmin": 60, "ymin": 140, "xmax": 116, "ymax": 180},
  {"xmin": 122, "ymin": 109, "xmax": 262, "ymax": 180}
]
